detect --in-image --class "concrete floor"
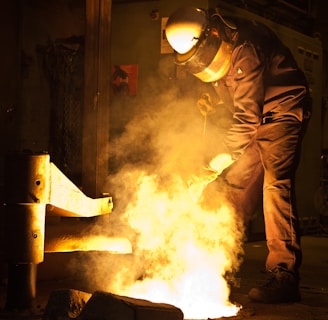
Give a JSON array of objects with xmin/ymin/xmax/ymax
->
[
  {"xmin": 229, "ymin": 234, "xmax": 328, "ymax": 320},
  {"xmin": 0, "ymin": 234, "xmax": 327, "ymax": 319}
]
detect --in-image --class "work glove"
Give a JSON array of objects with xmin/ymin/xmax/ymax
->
[
  {"xmin": 197, "ymin": 93, "xmax": 216, "ymax": 117},
  {"xmin": 209, "ymin": 153, "xmax": 234, "ymax": 175},
  {"xmin": 195, "ymin": 154, "xmax": 234, "ymax": 210},
  {"xmin": 188, "ymin": 153, "xmax": 234, "ymax": 201},
  {"xmin": 187, "ymin": 166, "xmax": 219, "ymax": 202}
]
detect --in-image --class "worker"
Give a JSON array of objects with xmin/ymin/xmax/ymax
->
[{"xmin": 165, "ymin": 6, "xmax": 312, "ymax": 303}]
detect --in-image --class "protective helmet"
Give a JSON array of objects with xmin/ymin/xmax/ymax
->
[{"xmin": 166, "ymin": 7, "xmax": 234, "ymax": 82}]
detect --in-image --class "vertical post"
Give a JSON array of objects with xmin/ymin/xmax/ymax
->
[
  {"xmin": 82, "ymin": 0, "xmax": 112, "ymax": 198},
  {"xmin": 4, "ymin": 153, "xmax": 49, "ymax": 310}
]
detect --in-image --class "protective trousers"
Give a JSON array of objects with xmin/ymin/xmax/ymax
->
[
  {"xmin": 257, "ymin": 120, "xmax": 304, "ymax": 275},
  {"xmin": 223, "ymin": 100, "xmax": 309, "ymax": 276}
]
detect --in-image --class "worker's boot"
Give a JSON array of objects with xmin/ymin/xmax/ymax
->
[{"xmin": 248, "ymin": 268, "xmax": 301, "ymax": 303}]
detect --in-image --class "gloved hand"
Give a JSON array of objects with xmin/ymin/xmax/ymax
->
[
  {"xmin": 197, "ymin": 93, "xmax": 216, "ymax": 117},
  {"xmin": 188, "ymin": 154, "xmax": 234, "ymax": 201},
  {"xmin": 209, "ymin": 153, "xmax": 234, "ymax": 175},
  {"xmin": 188, "ymin": 166, "xmax": 219, "ymax": 201}
]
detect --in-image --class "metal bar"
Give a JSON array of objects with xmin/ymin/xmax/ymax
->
[
  {"xmin": 3, "ymin": 152, "xmax": 118, "ymax": 310},
  {"xmin": 47, "ymin": 162, "xmax": 113, "ymax": 218}
]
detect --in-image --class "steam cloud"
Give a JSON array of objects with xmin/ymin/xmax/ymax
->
[{"xmin": 72, "ymin": 65, "xmax": 245, "ymax": 318}]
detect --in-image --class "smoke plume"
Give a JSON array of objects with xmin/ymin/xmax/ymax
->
[{"xmin": 73, "ymin": 69, "xmax": 245, "ymax": 318}]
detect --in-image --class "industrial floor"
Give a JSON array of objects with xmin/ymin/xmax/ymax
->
[
  {"xmin": 229, "ymin": 233, "xmax": 328, "ymax": 320},
  {"xmin": 0, "ymin": 234, "xmax": 327, "ymax": 320}
]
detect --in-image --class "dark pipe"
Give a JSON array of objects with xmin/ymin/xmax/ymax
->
[{"xmin": 6, "ymin": 263, "xmax": 37, "ymax": 310}]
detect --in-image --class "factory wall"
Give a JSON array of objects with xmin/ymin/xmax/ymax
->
[{"xmin": 109, "ymin": 0, "xmax": 207, "ymax": 154}]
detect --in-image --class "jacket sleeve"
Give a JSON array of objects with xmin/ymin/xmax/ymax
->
[{"xmin": 224, "ymin": 41, "xmax": 264, "ymax": 160}]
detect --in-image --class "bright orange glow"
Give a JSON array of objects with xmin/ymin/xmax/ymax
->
[
  {"xmin": 45, "ymin": 235, "xmax": 132, "ymax": 254},
  {"xmin": 79, "ymin": 236, "xmax": 132, "ymax": 253},
  {"xmin": 108, "ymin": 171, "xmax": 244, "ymax": 319}
]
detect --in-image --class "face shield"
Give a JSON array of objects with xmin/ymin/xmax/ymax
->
[{"xmin": 166, "ymin": 7, "xmax": 233, "ymax": 82}]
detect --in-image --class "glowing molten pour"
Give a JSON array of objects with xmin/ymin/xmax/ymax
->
[{"xmin": 108, "ymin": 171, "xmax": 244, "ymax": 319}]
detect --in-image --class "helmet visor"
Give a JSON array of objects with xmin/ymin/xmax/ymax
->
[{"xmin": 175, "ymin": 27, "xmax": 232, "ymax": 82}]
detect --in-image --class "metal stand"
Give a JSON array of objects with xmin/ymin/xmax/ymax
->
[{"xmin": 3, "ymin": 152, "xmax": 117, "ymax": 310}]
